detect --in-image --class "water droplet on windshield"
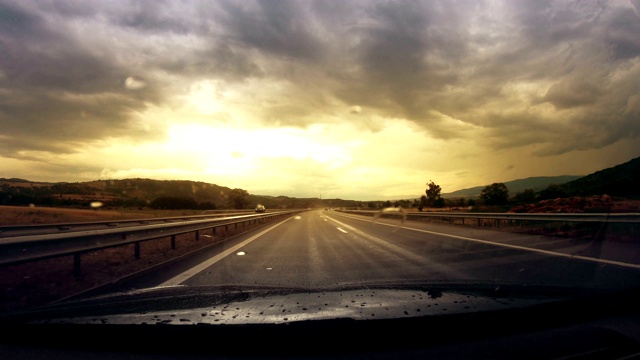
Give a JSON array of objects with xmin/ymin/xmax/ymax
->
[{"xmin": 125, "ymin": 76, "xmax": 146, "ymax": 90}]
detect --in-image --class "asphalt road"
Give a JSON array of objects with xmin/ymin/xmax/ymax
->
[{"xmin": 109, "ymin": 209, "xmax": 640, "ymax": 293}]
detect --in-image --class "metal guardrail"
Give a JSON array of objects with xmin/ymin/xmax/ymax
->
[
  {"xmin": 0, "ymin": 211, "xmax": 262, "ymax": 236},
  {"xmin": 0, "ymin": 210, "xmax": 302, "ymax": 278}
]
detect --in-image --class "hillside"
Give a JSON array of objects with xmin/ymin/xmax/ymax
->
[
  {"xmin": 442, "ymin": 156, "xmax": 640, "ymax": 201},
  {"xmin": 560, "ymin": 156, "xmax": 640, "ymax": 198},
  {"xmin": 0, "ymin": 178, "xmax": 234, "ymax": 209},
  {"xmin": 0, "ymin": 178, "xmax": 366, "ymax": 210},
  {"xmin": 442, "ymin": 175, "xmax": 583, "ymax": 199},
  {"xmin": 2, "ymin": 156, "xmax": 639, "ymax": 210}
]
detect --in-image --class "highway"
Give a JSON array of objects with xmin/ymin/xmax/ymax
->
[{"xmin": 96, "ymin": 209, "xmax": 640, "ymax": 294}]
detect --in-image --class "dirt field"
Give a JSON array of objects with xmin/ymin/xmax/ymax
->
[{"xmin": 0, "ymin": 205, "xmax": 208, "ymax": 226}]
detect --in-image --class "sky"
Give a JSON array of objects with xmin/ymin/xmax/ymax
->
[{"xmin": 1, "ymin": 0, "xmax": 639, "ymax": 201}]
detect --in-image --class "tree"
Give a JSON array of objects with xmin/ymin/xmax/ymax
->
[
  {"xmin": 513, "ymin": 188, "xmax": 536, "ymax": 204},
  {"xmin": 538, "ymin": 183, "xmax": 567, "ymax": 200},
  {"xmin": 480, "ymin": 183, "xmax": 509, "ymax": 205},
  {"xmin": 418, "ymin": 195, "xmax": 427, "ymax": 211},
  {"xmin": 228, "ymin": 188, "xmax": 249, "ymax": 209},
  {"xmin": 425, "ymin": 180, "xmax": 444, "ymax": 208}
]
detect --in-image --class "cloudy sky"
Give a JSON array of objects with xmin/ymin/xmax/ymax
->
[{"xmin": 1, "ymin": 0, "xmax": 639, "ymax": 201}]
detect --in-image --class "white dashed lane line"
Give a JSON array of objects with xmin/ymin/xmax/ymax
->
[{"xmin": 337, "ymin": 227, "xmax": 348, "ymax": 233}]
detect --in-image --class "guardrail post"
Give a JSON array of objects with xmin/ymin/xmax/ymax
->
[
  {"xmin": 134, "ymin": 242, "xmax": 140, "ymax": 259},
  {"xmin": 196, "ymin": 230, "xmax": 200, "ymax": 241},
  {"xmin": 171, "ymin": 235, "xmax": 176, "ymax": 250}
]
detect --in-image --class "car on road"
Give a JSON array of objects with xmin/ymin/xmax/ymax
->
[{"xmin": 255, "ymin": 204, "xmax": 266, "ymax": 213}]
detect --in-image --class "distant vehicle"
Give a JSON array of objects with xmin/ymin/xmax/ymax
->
[{"xmin": 255, "ymin": 204, "xmax": 266, "ymax": 213}]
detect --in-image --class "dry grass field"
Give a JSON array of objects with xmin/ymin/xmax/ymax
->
[
  {"xmin": 0, "ymin": 206, "xmax": 259, "ymax": 313},
  {"xmin": 0, "ymin": 205, "xmax": 210, "ymax": 226}
]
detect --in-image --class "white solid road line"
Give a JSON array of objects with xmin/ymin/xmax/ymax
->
[
  {"xmin": 329, "ymin": 212, "xmax": 640, "ymax": 270},
  {"xmin": 408, "ymin": 226, "xmax": 640, "ymax": 270},
  {"xmin": 157, "ymin": 217, "xmax": 293, "ymax": 287}
]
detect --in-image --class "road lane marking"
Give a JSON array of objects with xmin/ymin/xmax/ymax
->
[
  {"xmin": 157, "ymin": 217, "xmax": 293, "ymax": 287},
  {"xmin": 326, "ymin": 216, "xmax": 467, "ymax": 277},
  {"xmin": 406, "ymin": 227, "xmax": 640, "ymax": 269},
  {"xmin": 329, "ymin": 212, "xmax": 640, "ymax": 270},
  {"xmin": 337, "ymin": 227, "xmax": 348, "ymax": 233}
]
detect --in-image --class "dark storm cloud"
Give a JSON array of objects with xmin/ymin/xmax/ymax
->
[
  {"xmin": 158, "ymin": 43, "xmax": 264, "ymax": 82},
  {"xmin": 602, "ymin": 7, "xmax": 640, "ymax": 60},
  {"xmin": 393, "ymin": 0, "xmax": 640, "ymax": 156},
  {"xmin": 0, "ymin": 0, "xmax": 166, "ymax": 158},
  {"xmin": 1, "ymin": 0, "xmax": 639, "ymax": 161},
  {"xmin": 541, "ymin": 76, "xmax": 604, "ymax": 109},
  {"xmin": 218, "ymin": 0, "xmax": 325, "ymax": 61},
  {"xmin": 331, "ymin": 0, "xmax": 470, "ymax": 120}
]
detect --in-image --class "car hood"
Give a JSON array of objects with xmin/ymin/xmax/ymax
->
[{"xmin": 1, "ymin": 281, "xmax": 625, "ymax": 326}]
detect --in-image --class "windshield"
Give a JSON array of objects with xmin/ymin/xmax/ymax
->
[{"xmin": 1, "ymin": 0, "xmax": 640, "ymax": 357}]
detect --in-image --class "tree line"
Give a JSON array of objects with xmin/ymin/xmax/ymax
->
[
  {"xmin": 0, "ymin": 183, "xmax": 251, "ymax": 211},
  {"xmin": 414, "ymin": 180, "xmax": 588, "ymax": 211}
]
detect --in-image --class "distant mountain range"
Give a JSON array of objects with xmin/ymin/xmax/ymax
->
[
  {"xmin": 1, "ymin": 156, "xmax": 639, "ymax": 208},
  {"xmin": 442, "ymin": 155, "xmax": 640, "ymax": 199},
  {"xmin": 442, "ymin": 175, "xmax": 584, "ymax": 199},
  {"xmin": 0, "ymin": 177, "xmax": 362, "ymax": 209}
]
